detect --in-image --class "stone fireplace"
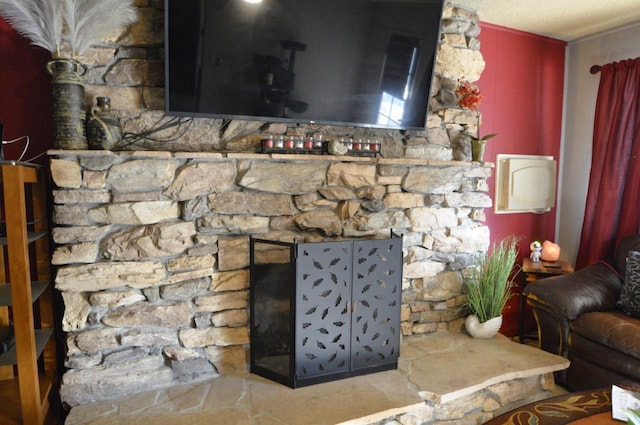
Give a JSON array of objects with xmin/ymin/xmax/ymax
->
[
  {"xmin": 48, "ymin": 2, "xmax": 491, "ymax": 406},
  {"xmin": 50, "ymin": 151, "xmax": 491, "ymax": 405}
]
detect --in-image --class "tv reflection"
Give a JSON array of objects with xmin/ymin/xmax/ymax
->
[{"xmin": 255, "ymin": 40, "xmax": 308, "ymax": 118}]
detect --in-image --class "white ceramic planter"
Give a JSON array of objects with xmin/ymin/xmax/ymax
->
[{"xmin": 465, "ymin": 314, "xmax": 503, "ymax": 339}]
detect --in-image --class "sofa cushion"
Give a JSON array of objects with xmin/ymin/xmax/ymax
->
[
  {"xmin": 614, "ymin": 234, "xmax": 640, "ymax": 276},
  {"xmin": 617, "ymin": 250, "xmax": 640, "ymax": 317},
  {"xmin": 568, "ymin": 334, "xmax": 640, "ymax": 388},
  {"xmin": 570, "ymin": 311, "xmax": 640, "ymax": 360}
]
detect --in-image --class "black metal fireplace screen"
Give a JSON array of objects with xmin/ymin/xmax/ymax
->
[{"xmin": 249, "ymin": 233, "xmax": 403, "ymax": 388}]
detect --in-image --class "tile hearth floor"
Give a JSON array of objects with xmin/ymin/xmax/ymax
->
[{"xmin": 64, "ymin": 332, "xmax": 569, "ymax": 425}]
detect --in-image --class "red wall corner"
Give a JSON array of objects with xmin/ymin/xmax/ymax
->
[{"xmin": 0, "ymin": 17, "xmax": 54, "ymax": 164}]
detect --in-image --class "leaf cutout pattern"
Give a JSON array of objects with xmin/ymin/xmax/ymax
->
[{"xmin": 280, "ymin": 239, "xmax": 401, "ymax": 380}]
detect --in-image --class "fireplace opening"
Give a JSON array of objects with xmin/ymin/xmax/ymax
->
[{"xmin": 249, "ymin": 233, "xmax": 403, "ymax": 388}]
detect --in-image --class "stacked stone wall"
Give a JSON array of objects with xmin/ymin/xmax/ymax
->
[
  {"xmin": 50, "ymin": 152, "xmax": 491, "ymax": 405},
  {"xmin": 81, "ymin": 2, "xmax": 484, "ymax": 159},
  {"xmin": 50, "ymin": 1, "xmax": 492, "ymax": 405}
]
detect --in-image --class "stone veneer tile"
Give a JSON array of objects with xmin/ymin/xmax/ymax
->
[
  {"xmin": 65, "ymin": 403, "xmax": 119, "ymax": 425},
  {"xmin": 166, "ymin": 383, "xmax": 211, "ymax": 412},
  {"xmin": 203, "ymin": 375, "xmax": 246, "ymax": 407},
  {"xmin": 118, "ymin": 390, "xmax": 161, "ymax": 415}
]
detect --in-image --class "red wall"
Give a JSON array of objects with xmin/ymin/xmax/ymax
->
[
  {"xmin": 478, "ymin": 23, "xmax": 566, "ymax": 336},
  {"xmin": 0, "ymin": 17, "xmax": 54, "ymax": 164}
]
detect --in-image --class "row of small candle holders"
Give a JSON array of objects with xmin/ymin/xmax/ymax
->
[
  {"xmin": 338, "ymin": 138, "xmax": 382, "ymax": 154},
  {"xmin": 260, "ymin": 136, "xmax": 381, "ymax": 156}
]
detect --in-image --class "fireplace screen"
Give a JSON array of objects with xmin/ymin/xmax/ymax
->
[{"xmin": 250, "ymin": 234, "xmax": 402, "ymax": 388}]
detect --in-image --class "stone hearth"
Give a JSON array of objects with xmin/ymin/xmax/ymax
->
[{"xmin": 64, "ymin": 332, "xmax": 569, "ymax": 424}]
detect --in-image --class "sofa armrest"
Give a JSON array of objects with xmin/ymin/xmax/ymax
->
[
  {"xmin": 523, "ymin": 262, "xmax": 623, "ymax": 368},
  {"xmin": 524, "ymin": 262, "xmax": 623, "ymax": 320}
]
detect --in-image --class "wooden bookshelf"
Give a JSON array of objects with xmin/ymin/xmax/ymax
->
[{"xmin": 0, "ymin": 162, "xmax": 56, "ymax": 425}]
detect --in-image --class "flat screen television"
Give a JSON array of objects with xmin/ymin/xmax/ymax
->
[{"xmin": 165, "ymin": 0, "xmax": 445, "ymax": 130}]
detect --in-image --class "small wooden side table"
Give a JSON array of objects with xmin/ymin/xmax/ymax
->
[{"xmin": 519, "ymin": 258, "xmax": 574, "ymax": 342}]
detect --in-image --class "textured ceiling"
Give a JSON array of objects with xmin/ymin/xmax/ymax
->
[{"xmin": 452, "ymin": 0, "xmax": 640, "ymax": 41}]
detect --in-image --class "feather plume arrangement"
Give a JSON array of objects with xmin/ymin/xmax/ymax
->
[
  {"xmin": 0, "ymin": 0, "xmax": 137, "ymax": 59},
  {"xmin": 63, "ymin": 0, "xmax": 137, "ymax": 57},
  {"xmin": 0, "ymin": 0, "xmax": 64, "ymax": 54}
]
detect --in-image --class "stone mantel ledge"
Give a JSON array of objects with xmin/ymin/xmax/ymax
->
[{"xmin": 47, "ymin": 149, "xmax": 495, "ymax": 168}]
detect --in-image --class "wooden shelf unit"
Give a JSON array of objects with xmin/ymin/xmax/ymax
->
[{"xmin": 0, "ymin": 162, "xmax": 56, "ymax": 425}]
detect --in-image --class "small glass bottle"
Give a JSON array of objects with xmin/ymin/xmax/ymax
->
[
  {"xmin": 263, "ymin": 135, "xmax": 274, "ymax": 149},
  {"xmin": 370, "ymin": 139, "xmax": 380, "ymax": 152},
  {"xmin": 353, "ymin": 138, "xmax": 362, "ymax": 151},
  {"xmin": 304, "ymin": 136, "xmax": 314, "ymax": 149},
  {"xmin": 313, "ymin": 135, "xmax": 323, "ymax": 149},
  {"xmin": 284, "ymin": 136, "xmax": 295, "ymax": 149}
]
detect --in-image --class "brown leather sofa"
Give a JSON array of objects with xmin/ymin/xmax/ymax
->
[{"xmin": 524, "ymin": 234, "xmax": 640, "ymax": 390}]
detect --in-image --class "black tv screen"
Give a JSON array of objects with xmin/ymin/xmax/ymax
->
[{"xmin": 165, "ymin": 0, "xmax": 445, "ymax": 130}]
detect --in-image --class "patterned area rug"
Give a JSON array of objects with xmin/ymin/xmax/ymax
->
[{"xmin": 485, "ymin": 389, "xmax": 612, "ymax": 425}]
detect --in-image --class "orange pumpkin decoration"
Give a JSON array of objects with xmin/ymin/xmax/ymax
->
[{"xmin": 541, "ymin": 240, "xmax": 560, "ymax": 261}]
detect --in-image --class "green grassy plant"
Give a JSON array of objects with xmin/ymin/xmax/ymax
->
[{"xmin": 464, "ymin": 236, "xmax": 520, "ymax": 323}]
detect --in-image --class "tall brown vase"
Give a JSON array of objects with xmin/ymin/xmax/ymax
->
[{"xmin": 47, "ymin": 59, "xmax": 88, "ymax": 150}]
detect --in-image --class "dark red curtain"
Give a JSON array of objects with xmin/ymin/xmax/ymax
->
[{"xmin": 576, "ymin": 58, "xmax": 640, "ymax": 269}]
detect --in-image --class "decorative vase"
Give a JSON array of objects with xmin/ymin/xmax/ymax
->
[
  {"xmin": 47, "ymin": 59, "xmax": 88, "ymax": 150},
  {"xmin": 87, "ymin": 97, "xmax": 123, "ymax": 150},
  {"xmin": 471, "ymin": 139, "xmax": 486, "ymax": 162},
  {"xmin": 465, "ymin": 314, "xmax": 502, "ymax": 338}
]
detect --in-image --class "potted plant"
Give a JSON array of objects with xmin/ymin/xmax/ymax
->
[
  {"xmin": 0, "ymin": 0, "xmax": 137, "ymax": 149},
  {"xmin": 464, "ymin": 132, "xmax": 498, "ymax": 162},
  {"xmin": 463, "ymin": 236, "xmax": 520, "ymax": 338}
]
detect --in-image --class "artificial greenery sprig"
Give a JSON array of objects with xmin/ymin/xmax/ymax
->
[{"xmin": 464, "ymin": 236, "xmax": 520, "ymax": 323}]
